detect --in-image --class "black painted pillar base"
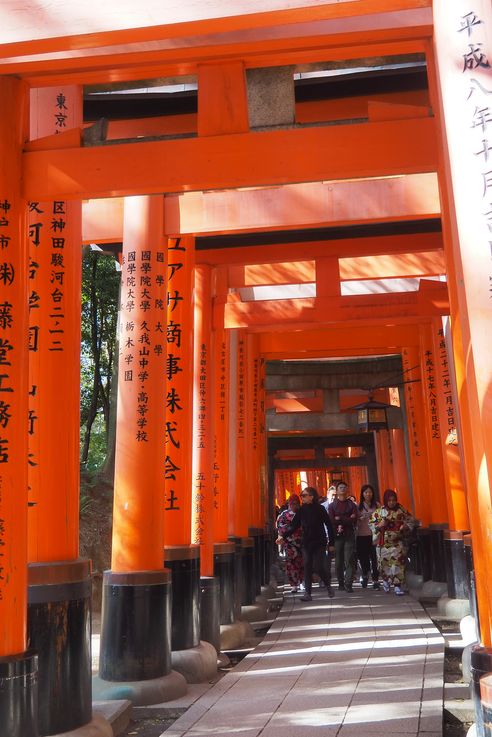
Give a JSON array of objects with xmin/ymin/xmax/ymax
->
[
  {"xmin": 164, "ymin": 545, "xmax": 200, "ymax": 651},
  {"xmin": 28, "ymin": 559, "xmax": 92, "ymax": 735},
  {"xmin": 0, "ymin": 651, "xmax": 38, "ymax": 737},
  {"xmin": 99, "ymin": 569, "xmax": 172, "ymax": 681},
  {"xmin": 248, "ymin": 527, "xmax": 263, "ymax": 596},
  {"xmin": 200, "ymin": 577, "xmax": 220, "ymax": 653},
  {"xmin": 470, "ymin": 645, "xmax": 492, "ymax": 737},
  {"xmin": 264, "ymin": 527, "xmax": 272, "ymax": 585},
  {"xmin": 444, "ymin": 530, "xmax": 470, "ymax": 599},
  {"xmin": 213, "ymin": 542, "xmax": 236, "ymax": 625},
  {"xmin": 416, "ymin": 527, "xmax": 433, "ymax": 582},
  {"xmin": 465, "ymin": 534, "xmax": 481, "ymax": 641},
  {"xmin": 228, "ymin": 536, "xmax": 243, "ymax": 619},
  {"xmin": 241, "ymin": 537, "xmax": 256, "ymax": 606},
  {"xmin": 428, "ymin": 523, "xmax": 448, "ymax": 583}
]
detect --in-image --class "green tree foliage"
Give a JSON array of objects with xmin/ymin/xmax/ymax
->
[{"xmin": 80, "ymin": 248, "xmax": 120, "ymax": 471}]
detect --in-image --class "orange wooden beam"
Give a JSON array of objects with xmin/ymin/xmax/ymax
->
[
  {"xmin": 339, "ymin": 250, "xmax": 446, "ymax": 280},
  {"xmin": 83, "ymin": 173, "xmax": 440, "ymax": 244},
  {"xmin": 1, "ymin": 1, "xmax": 431, "ymax": 56},
  {"xmin": 19, "ymin": 39, "xmax": 427, "ymax": 89},
  {"xmin": 96, "ymin": 88, "xmax": 428, "ymax": 141},
  {"xmin": 220, "ymin": 282, "xmax": 449, "ymax": 329},
  {"xmin": 259, "ymin": 323, "xmax": 421, "ymax": 355},
  {"xmin": 197, "ymin": 232, "xmax": 444, "ymax": 266},
  {"xmin": 165, "ymin": 173, "xmax": 440, "ymax": 235},
  {"xmin": 24, "ymin": 117, "xmax": 438, "ymax": 201}
]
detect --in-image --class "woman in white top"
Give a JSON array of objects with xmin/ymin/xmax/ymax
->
[{"xmin": 356, "ymin": 484, "xmax": 380, "ymax": 590}]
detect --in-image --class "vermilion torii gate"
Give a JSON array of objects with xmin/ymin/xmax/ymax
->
[{"xmin": 1, "ymin": 2, "xmax": 492, "ymax": 736}]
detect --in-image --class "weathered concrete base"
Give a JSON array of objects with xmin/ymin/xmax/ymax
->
[
  {"xmin": 220, "ymin": 620, "xmax": 255, "ymax": 650},
  {"xmin": 171, "ymin": 641, "xmax": 218, "ymax": 684},
  {"xmin": 217, "ymin": 652, "xmax": 231, "ymax": 669},
  {"xmin": 49, "ymin": 715, "xmax": 113, "ymax": 737},
  {"xmin": 260, "ymin": 584, "xmax": 277, "ymax": 599},
  {"xmin": 240, "ymin": 601, "xmax": 269, "ymax": 622},
  {"xmin": 406, "ymin": 571, "xmax": 424, "ymax": 591},
  {"xmin": 92, "ymin": 670, "xmax": 187, "ymax": 706},
  {"xmin": 462, "ymin": 642, "xmax": 474, "ymax": 683},
  {"xmin": 411, "ymin": 580, "xmax": 448, "ymax": 601},
  {"xmin": 460, "ymin": 615, "xmax": 479, "ymax": 647},
  {"xmin": 437, "ymin": 595, "xmax": 471, "ymax": 620},
  {"xmin": 93, "ymin": 700, "xmax": 132, "ymax": 736}
]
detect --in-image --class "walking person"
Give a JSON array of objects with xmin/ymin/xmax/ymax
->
[
  {"xmin": 369, "ymin": 489, "xmax": 416, "ymax": 595},
  {"xmin": 328, "ymin": 481, "xmax": 358, "ymax": 592},
  {"xmin": 356, "ymin": 484, "xmax": 380, "ymax": 590},
  {"xmin": 276, "ymin": 494, "xmax": 304, "ymax": 592},
  {"xmin": 276, "ymin": 486, "xmax": 335, "ymax": 602}
]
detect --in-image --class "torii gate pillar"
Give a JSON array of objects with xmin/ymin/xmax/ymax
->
[{"xmin": 0, "ymin": 75, "xmax": 38, "ymax": 737}]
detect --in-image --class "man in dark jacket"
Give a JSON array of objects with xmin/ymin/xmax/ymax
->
[
  {"xmin": 276, "ymin": 486, "xmax": 335, "ymax": 601},
  {"xmin": 328, "ymin": 481, "xmax": 358, "ymax": 592}
]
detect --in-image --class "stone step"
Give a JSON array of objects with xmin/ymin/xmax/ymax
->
[{"xmin": 93, "ymin": 699, "xmax": 132, "ymax": 736}]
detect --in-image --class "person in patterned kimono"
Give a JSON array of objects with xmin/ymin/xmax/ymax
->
[
  {"xmin": 369, "ymin": 489, "xmax": 416, "ymax": 596},
  {"xmin": 276, "ymin": 494, "xmax": 304, "ymax": 591}
]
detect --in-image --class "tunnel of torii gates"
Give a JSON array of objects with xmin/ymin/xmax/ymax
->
[{"xmin": 1, "ymin": 0, "xmax": 492, "ymax": 735}]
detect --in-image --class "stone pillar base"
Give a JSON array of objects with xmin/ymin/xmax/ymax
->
[
  {"xmin": 470, "ymin": 644, "xmax": 492, "ymax": 737},
  {"xmin": 92, "ymin": 670, "xmax": 187, "ymax": 706},
  {"xmin": 240, "ymin": 600, "xmax": 269, "ymax": 623},
  {"xmin": 171, "ymin": 641, "xmax": 218, "ymax": 683},
  {"xmin": 219, "ymin": 620, "xmax": 255, "ymax": 650},
  {"xmin": 437, "ymin": 595, "xmax": 471, "ymax": 620},
  {"xmin": 49, "ymin": 715, "xmax": 112, "ymax": 737}
]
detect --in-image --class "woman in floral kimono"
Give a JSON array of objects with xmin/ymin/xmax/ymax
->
[
  {"xmin": 276, "ymin": 494, "xmax": 304, "ymax": 591},
  {"xmin": 369, "ymin": 489, "xmax": 416, "ymax": 596}
]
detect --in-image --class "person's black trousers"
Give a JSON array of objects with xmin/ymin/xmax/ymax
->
[
  {"xmin": 302, "ymin": 545, "xmax": 331, "ymax": 595},
  {"xmin": 356, "ymin": 535, "xmax": 379, "ymax": 581}
]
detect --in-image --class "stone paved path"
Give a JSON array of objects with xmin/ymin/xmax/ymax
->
[{"xmin": 163, "ymin": 586, "xmax": 444, "ymax": 737}]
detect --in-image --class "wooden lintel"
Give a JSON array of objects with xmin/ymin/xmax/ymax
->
[
  {"xmin": 220, "ymin": 284, "xmax": 449, "ymax": 328},
  {"xmin": 24, "ymin": 126, "xmax": 82, "ymax": 152},
  {"xmin": 23, "ymin": 117, "xmax": 437, "ymax": 201}
]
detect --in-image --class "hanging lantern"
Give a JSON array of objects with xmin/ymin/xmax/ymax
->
[{"xmin": 352, "ymin": 397, "xmax": 389, "ymax": 432}]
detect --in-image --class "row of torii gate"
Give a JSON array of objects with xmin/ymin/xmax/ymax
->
[{"xmin": 2, "ymin": 2, "xmax": 492, "ymax": 736}]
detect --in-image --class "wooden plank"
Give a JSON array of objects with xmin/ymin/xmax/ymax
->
[{"xmin": 23, "ymin": 117, "xmax": 438, "ymax": 200}]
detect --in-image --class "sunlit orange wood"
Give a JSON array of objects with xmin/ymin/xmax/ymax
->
[
  {"xmin": 401, "ymin": 346, "xmax": 431, "ymax": 525},
  {"xmin": 221, "ymin": 284, "xmax": 450, "ymax": 329},
  {"xmin": 198, "ymin": 62, "xmax": 249, "ymax": 136},
  {"xmin": 431, "ymin": 1, "xmax": 492, "ymax": 642},
  {"xmin": 28, "ymin": 86, "xmax": 82, "ymax": 563},
  {"xmin": 0, "ymin": 6, "xmax": 431, "ymax": 92},
  {"xmin": 165, "ymin": 173, "xmax": 440, "ymax": 235},
  {"xmin": 231, "ymin": 330, "xmax": 250, "ymax": 537},
  {"xmin": 224, "ymin": 250, "xmax": 445, "ymax": 289},
  {"xmin": 375, "ymin": 429, "xmax": 396, "ymax": 493},
  {"xmin": 0, "ymin": 0, "xmax": 432, "ymax": 54},
  {"xmin": 418, "ymin": 324, "xmax": 448, "ymax": 525},
  {"xmin": 82, "ymin": 197, "xmax": 124, "ymax": 245},
  {"xmin": 0, "ymin": 77, "xmax": 29, "ymax": 656},
  {"xmin": 192, "ymin": 265, "xmax": 214, "ymax": 575},
  {"xmin": 197, "ymin": 232, "xmax": 444, "ymax": 267},
  {"xmin": 106, "ymin": 115, "xmax": 197, "ymax": 140},
  {"xmin": 23, "ymin": 118, "xmax": 438, "ymax": 201},
  {"xmin": 259, "ymin": 324, "xmax": 421, "ymax": 357},
  {"xmin": 367, "ymin": 101, "xmax": 430, "ymax": 122},
  {"xmin": 111, "ymin": 196, "xmax": 167, "ymax": 572},
  {"xmin": 296, "ymin": 89, "xmax": 430, "ymax": 124},
  {"xmin": 247, "ymin": 334, "xmax": 263, "ymax": 528},
  {"xmin": 213, "ymin": 326, "xmax": 230, "ymax": 542},
  {"xmin": 390, "ymin": 428, "xmax": 412, "ymax": 510},
  {"xmin": 163, "ymin": 235, "xmax": 195, "ymax": 546},
  {"xmin": 430, "ymin": 318, "xmax": 469, "ymax": 531}
]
